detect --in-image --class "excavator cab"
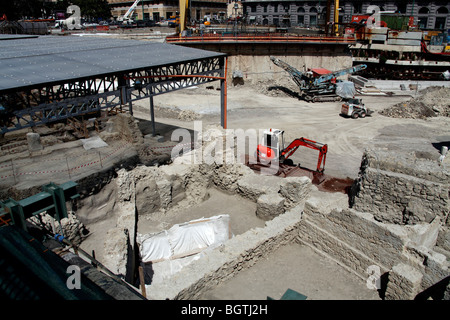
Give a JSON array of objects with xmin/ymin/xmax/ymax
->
[{"xmin": 256, "ymin": 128, "xmax": 285, "ymax": 163}]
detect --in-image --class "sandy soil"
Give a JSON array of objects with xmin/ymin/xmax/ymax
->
[
  {"xmin": 134, "ymin": 83, "xmax": 450, "ymax": 180},
  {"xmin": 199, "ymin": 243, "xmax": 381, "ymax": 300},
  {"xmin": 3, "ymin": 80, "xmax": 448, "ymax": 300},
  {"xmin": 128, "ymin": 83, "xmax": 449, "ymax": 300}
]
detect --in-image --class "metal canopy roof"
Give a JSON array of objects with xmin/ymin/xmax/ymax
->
[{"xmin": 0, "ymin": 35, "xmax": 227, "ymax": 92}]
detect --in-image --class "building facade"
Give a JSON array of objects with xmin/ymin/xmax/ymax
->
[
  {"xmin": 107, "ymin": 0, "xmax": 228, "ymax": 22},
  {"xmin": 241, "ymin": 0, "xmax": 450, "ymax": 30}
]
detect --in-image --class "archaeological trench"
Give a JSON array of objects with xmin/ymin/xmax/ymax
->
[{"xmin": 11, "ymin": 114, "xmax": 450, "ymax": 300}]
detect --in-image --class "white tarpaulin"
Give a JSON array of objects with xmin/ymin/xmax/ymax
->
[
  {"xmin": 80, "ymin": 135, "xmax": 108, "ymax": 150},
  {"xmin": 139, "ymin": 230, "xmax": 172, "ymax": 263},
  {"xmin": 138, "ymin": 214, "xmax": 231, "ymax": 263},
  {"xmin": 138, "ymin": 215, "xmax": 231, "ymax": 284},
  {"xmin": 336, "ymin": 81, "xmax": 356, "ymax": 99}
]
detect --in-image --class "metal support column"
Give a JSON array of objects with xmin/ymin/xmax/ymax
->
[
  {"xmin": 220, "ymin": 57, "xmax": 228, "ymax": 129},
  {"xmin": 149, "ymin": 90, "xmax": 156, "ymax": 137}
]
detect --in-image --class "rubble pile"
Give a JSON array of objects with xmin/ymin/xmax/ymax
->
[{"xmin": 380, "ymin": 86, "xmax": 450, "ymax": 119}]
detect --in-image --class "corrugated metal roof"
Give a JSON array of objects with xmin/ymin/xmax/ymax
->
[
  {"xmin": 0, "ymin": 35, "xmax": 226, "ymax": 92},
  {"xmin": 0, "ymin": 34, "xmax": 39, "ymax": 41}
]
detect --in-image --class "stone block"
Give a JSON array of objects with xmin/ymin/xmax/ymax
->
[
  {"xmin": 237, "ymin": 174, "xmax": 283, "ymax": 201},
  {"xmin": 279, "ymin": 176, "xmax": 312, "ymax": 209},
  {"xmin": 26, "ymin": 132, "xmax": 43, "ymax": 151},
  {"xmin": 256, "ymin": 193, "xmax": 285, "ymax": 221},
  {"xmin": 436, "ymin": 226, "xmax": 450, "ymax": 253}
]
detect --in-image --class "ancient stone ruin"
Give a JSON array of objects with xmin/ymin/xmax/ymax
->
[{"xmin": 64, "ymin": 124, "xmax": 449, "ymax": 300}]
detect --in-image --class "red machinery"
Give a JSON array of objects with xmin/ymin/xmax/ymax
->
[{"xmin": 256, "ymin": 128, "xmax": 328, "ymax": 173}]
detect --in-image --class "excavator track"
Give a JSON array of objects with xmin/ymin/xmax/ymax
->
[
  {"xmin": 305, "ymin": 95, "xmax": 343, "ymax": 103},
  {"xmin": 245, "ymin": 156, "xmax": 353, "ymax": 194}
]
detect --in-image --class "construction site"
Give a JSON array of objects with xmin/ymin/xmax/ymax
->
[{"xmin": 0, "ymin": 1, "xmax": 449, "ymax": 303}]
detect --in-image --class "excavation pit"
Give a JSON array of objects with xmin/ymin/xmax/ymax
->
[
  {"xmin": 57, "ymin": 123, "xmax": 449, "ymax": 300},
  {"xmin": 3, "ymin": 87, "xmax": 448, "ymax": 300}
]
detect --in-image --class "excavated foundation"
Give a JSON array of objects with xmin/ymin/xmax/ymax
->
[{"xmin": 55, "ymin": 125, "xmax": 448, "ymax": 300}]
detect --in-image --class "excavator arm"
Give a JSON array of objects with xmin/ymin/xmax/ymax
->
[
  {"xmin": 270, "ymin": 56, "xmax": 309, "ymax": 89},
  {"xmin": 313, "ymin": 64, "xmax": 367, "ymax": 86},
  {"xmin": 123, "ymin": 0, "xmax": 141, "ymax": 20},
  {"xmin": 281, "ymin": 137, "xmax": 328, "ymax": 173}
]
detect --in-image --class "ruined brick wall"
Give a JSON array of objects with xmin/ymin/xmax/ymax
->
[
  {"xmin": 345, "ymin": 148, "xmax": 450, "ymax": 299},
  {"xmin": 351, "ymin": 149, "xmax": 449, "ymax": 225}
]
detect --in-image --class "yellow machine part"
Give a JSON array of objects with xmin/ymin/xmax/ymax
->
[{"xmin": 179, "ymin": 0, "xmax": 189, "ymax": 33}]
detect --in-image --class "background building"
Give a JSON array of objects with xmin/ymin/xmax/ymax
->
[
  {"xmin": 108, "ymin": 0, "xmax": 228, "ymax": 22},
  {"xmin": 241, "ymin": 0, "xmax": 450, "ymax": 30}
]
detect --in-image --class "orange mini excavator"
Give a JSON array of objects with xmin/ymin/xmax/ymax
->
[{"xmin": 256, "ymin": 128, "xmax": 328, "ymax": 173}]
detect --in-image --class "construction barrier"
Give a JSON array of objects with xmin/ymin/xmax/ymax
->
[
  {"xmin": 0, "ymin": 141, "xmax": 200, "ymax": 185},
  {"xmin": 0, "ymin": 141, "xmax": 131, "ymax": 183}
]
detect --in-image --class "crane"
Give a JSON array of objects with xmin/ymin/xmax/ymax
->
[
  {"xmin": 118, "ymin": 0, "xmax": 142, "ymax": 25},
  {"xmin": 270, "ymin": 56, "xmax": 366, "ymax": 102},
  {"xmin": 179, "ymin": 0, "xmax": 189, "ymax": 34}
]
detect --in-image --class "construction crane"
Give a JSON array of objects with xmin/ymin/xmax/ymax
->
[
  {"xmin": 179, "ymin": 0, "xmax": 189, "ymax": 34},
  {"xmin": 118, "ymin": 0, "xmax": 142, "ymax": 25},
  {"xmin": 325, "ymin": 0, "xmax": 340, "ymax": 35},
  {"xmin": 270, "ymin": 56, "xmax": 366, "ymax": 102}
]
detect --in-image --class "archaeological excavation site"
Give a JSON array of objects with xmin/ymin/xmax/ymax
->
[
  {"xmin": 0, "ymin": 29, "xmax": 449, "ymax": 302},
  {"xmin": 1, "ymin": 108, "xmax": 449, "ymax": 301}
]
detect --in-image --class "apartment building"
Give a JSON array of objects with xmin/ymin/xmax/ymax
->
[
  {"xmin": 107, "ymin": 0, "xmax": 228, "ymax": 22},
  {"xmin": 241, "ymin": 0, "xmax": 450, "ymax": 30}
]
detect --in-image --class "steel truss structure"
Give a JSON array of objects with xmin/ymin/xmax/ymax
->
[{"xmin": 1, "ymin": 56, "xmax": 227, "ymax": 135}]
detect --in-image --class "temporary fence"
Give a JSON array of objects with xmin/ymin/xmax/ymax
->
[
  {"xmin": 0, "ymin": 139, "xmax": 198, "ymax": 187},
  {"xmin": 0, "ymin": 141, "xmax": 132, "ymax": 186}
]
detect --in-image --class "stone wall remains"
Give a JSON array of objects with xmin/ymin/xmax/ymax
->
[{"xmin": 351, "ymin": 148, "xmax": 449, "ymax": 225}]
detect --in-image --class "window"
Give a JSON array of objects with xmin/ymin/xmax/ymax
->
[
  {"xmin": 435, "ymin": 6, "xmax": 448, "ymax": 29},
  {"xmin": 437, "ymin": 7, "xmax": 449, "ymax": 14},
  {"xmin": 418, "ymin": 17, "xmax": 428, "ymax": 29},
  {"xmin": 396, "ymin": 4, "xmax": 407, "ymax": 14},
  {"xmin": 435, "ymin": 16, "xmax": 447, "ymax": 29},
  {"xmin": 418, "ymin": 7, "xmax": 429, "ymax": 14}
]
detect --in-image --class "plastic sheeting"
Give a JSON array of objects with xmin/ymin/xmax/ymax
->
[
  {"xmin": 80, "ymin": 135, "xmax": 108, "ymax": 150},
  {"xmin": 336, "ymin": 81, "xmax": 356, "ymax": 99},
  {"xmin": 138, "ymin": 214, "xmax": 231, "ymax": 263}
]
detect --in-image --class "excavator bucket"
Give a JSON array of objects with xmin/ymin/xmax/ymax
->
[{"xmin": 312, "ymin": 171, "xmax": 326, "ymax": 185}]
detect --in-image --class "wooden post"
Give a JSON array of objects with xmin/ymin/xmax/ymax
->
[{"xmin": 138, "ymin": 266, "xmax": 147, "ymax": 298}]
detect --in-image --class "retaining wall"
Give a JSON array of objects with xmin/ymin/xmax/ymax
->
[
  {"xmin": 352, "ymin": 148, "xmax": 449, "ymax": 225},
  {"xmin": 145, "ymin": 189, "xmax": 449, "ymax": 300},
  {"xmin": 85, "ymin": 127, "xmax": 449, "ymax": 300}
]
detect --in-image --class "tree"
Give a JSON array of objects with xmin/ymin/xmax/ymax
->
[
  {"xmin": 2, "ymin": 0, "xmax": 44, "ymax": 20},
  {"xmin": 72, "ymin": 0, "xmax": 112, "ymax": 20},
  {"xmin": 1, "ymin": 0, "xmax": 112, "ymax": 21}
]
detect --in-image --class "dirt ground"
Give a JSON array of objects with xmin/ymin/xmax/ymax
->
[
  {"xmin": 133, "ymin": 83, "xmax": 450, "ymax": 180},
  {"xmin": 2, "ymin": 78, "xmax": 448, "ymax": 300},
  {"xmin": 128, "ymin": 82, "xmax": 449, "ymax": 300},
  {"xmin": 199, "ymin": 243, "xmax": 381, "ymax": 300}
]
